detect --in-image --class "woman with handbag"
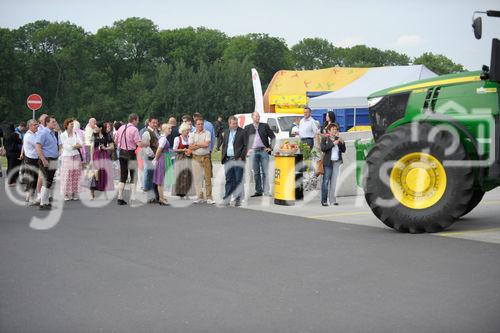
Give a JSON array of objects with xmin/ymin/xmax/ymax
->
[
  {"xmin": 320, "ymin": 123, "xmax": 346, "ymax": 206},
  {"xmin": 89, "ymin": 122, "xmax": 115, "ymax": 200},
  {"xmin": 60, "ymin": 118, "xmax": 83, "ymax": 201}
]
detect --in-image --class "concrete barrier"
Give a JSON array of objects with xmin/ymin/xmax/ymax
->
[{"xmin": 335, "ymin": 131, "xmax": 373, "ymax": 197}]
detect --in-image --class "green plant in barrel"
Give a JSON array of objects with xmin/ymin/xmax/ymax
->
[{"xmin": 356, "ymin": 10, "xmax": 500, "ymax": 233}]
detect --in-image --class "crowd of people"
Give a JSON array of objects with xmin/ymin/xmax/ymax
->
[{"xmin": 0, "ymin": 108, "xmax": 345, "ymax": 210}]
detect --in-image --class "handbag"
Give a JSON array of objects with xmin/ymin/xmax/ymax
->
[
  {"xmin": 90, "ymin": 174, "xmax": 97, "ymax": 189},
  {"xmin": 88, "ymin": 168, "xmax": 99, "ymax": 189},
  {"xmin": 77, "ymin": 148, "xmax": 84, "ymax": 162},
  {"xmin": 119, "ymin": 148, "xmax": 136, "ymax": 160},
  {"xmin": 118, "ymin": 125, "xmax": 135, "ymax": 160},
  {"xmin": 110, "ymin": 148, "xmax": 118, "ymax": 161},
  {"xmin": 316, "ymin": 159, "xmax": 324, "ymax": 176}
]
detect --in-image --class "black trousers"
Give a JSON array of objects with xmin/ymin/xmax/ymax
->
[
  {"xmin": 38, "ymin": 158, "xmax": 58, "ymax": 189},
  {"xmin": 24, "ymin": 157, "xmax": 39, "ymax": 194},
  {"xmin": 300, "ymin": 138, "xmax": 314, "ymax": 150},
  {"xmin": 119, "ymin": 151, "xmax": 137, "ymax": 183},
  {"xmin": 6, "ymin": 154, "xmax": 21, "ymax": 185},
  {"xmin": 216, "ymin": 135, "xmax": 223, "ymax": 150}
]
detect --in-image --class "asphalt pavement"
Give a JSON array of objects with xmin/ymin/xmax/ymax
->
[{"xmin": 1, "ymin": 180, "xmax": 500, "ymax": 333}]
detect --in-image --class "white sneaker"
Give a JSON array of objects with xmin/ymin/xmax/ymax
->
[
  {"xmin": 206, "ymin": 199, "xmax": 215, "ymax": 205},
  {"xmin": 193, "ymin": 199, "xmax": 204, "ymax": 204}
]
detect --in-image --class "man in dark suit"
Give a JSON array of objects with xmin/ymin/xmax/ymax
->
[
  {"xmin": 221, "ymin": 116, "xmax": 247, "ymax": 206},
  {"xmin": 244, "ymin": 112, "xmax": 276, "ymax": 197}
]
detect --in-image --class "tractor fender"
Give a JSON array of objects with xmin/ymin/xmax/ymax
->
[{"xmin": 386, "ymin": 114, "xmax": 482, "ymax": 160}]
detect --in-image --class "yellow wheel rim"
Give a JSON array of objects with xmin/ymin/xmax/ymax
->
[{"xmin": 390, "ymin": 152, "xmax": 447, "ymax": 209}]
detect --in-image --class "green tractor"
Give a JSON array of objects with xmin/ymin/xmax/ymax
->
[{"xmin": 356, "ymin": 10, "xmax": 500, "ymax": 233}]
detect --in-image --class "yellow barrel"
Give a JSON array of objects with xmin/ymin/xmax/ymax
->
[{"xmin": 274, "ymin": 155, "xmax": 297, "ymax": 205}]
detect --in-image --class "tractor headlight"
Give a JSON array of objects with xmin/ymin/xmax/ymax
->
[{"xmin": 368, "ymin": 96, "xmax": 383, "ymax": 108}]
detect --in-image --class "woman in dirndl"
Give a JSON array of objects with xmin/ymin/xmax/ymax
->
[
  {"xmin": 152, "ymin": 123, "xmax": 173, "ymax": 206},
  {"xmin": 172, "ymin": 122, "xmax": 194, "ymax": 199},
  {"xmin": 89, "ymin": 122, "xmax": 115, "ymax": 200},
  {"xmin": 60, "ymin": 118, "xmax": 83, "ymax": 201}
]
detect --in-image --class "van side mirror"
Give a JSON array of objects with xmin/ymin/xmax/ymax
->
[
  {"xmin": 473, "ymin": 17, "xmax": 482, "ymax": 39},
  {"xmin": 490, "ymin": 38, "xmax": 500, "ymax": 82},
  {"xmin": 486, "ymin": 10, "xmax": 500, "ymax": 18}
]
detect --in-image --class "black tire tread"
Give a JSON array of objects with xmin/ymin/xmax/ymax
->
[{"xmin": 460, "ymin": 189, "xmax": 485, "ymax": 217}]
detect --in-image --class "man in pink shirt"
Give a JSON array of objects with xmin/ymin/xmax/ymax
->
[{"xmin": 114, "ymin": 113, "xmax": 142, "ymax": 205}]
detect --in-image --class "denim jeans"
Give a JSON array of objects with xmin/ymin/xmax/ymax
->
[
  {"xmin": 224, "ymin": 159, "xmax": 245, "ymax": 203},
  {"xmin": 143, "ymin": 160, "xmax": 155, "ymax": 191},
  {"xmin": 143, "ymin": 159, "xmax": 158, "ymax": 200},
  {"xmin": 251, "ymin": 150, "xmax": 270, "ymax": 195},
  {"xmin": 321, "ymin": 161, "xmax": 341, "ymax": 204}
]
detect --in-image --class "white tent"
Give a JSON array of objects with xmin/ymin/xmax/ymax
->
[{"xmin": 308, "ymin": 65, "xmax": 436, "ymax": 109}]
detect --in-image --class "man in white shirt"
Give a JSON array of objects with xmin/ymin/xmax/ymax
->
[
  {"xmin": 189, "ymin": 117, "xmax": 214, "ymax": 204},
  {"xmin": 141, "ymin": 118, "xmax": 160, "ymax": 203},
  {"xmin": 21, "ymin": 119, "xmax": 39, "ymax": 203},
  {"xmin": 298, "ymin": 107, "xmax": 320, "ymax": 149},
  {"xmin": 84, "ymin": 117, "xmax": 96, "ymax": 164}
]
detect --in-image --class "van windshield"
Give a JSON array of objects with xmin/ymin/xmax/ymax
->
[{"xmin": 277, "ymin": 116, "xmax": 298, "ymax": 131}]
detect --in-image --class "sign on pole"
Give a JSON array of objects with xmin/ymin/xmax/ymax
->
[{"xmin": 27, "ymin": 94, "xmax": 43, "ymax": 120}]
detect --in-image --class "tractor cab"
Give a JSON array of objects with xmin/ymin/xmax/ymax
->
[{"xmin": 473, "ymin": 11, "xmax": 500, "ymax": 82}]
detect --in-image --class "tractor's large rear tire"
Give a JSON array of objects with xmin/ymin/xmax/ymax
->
[
  {"xmin": 364, "ymin": 123, "xmax": 474, "ymax": 233},
  {"xmin": 460, "ymin": 189, "xmax": 485, "ymax": 217}
]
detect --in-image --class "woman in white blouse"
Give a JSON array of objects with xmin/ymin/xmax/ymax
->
[
  {"xmin": 59, "ymin": 118, "xmax": 83, "ymax": 201},
  {"xmin": 152, "ymin": 123, "xmax": 173, "ymax": 205}
]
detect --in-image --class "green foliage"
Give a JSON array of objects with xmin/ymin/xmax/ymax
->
[
  {"xmin": 291, "ymin": 40, "xmax": 411, "ymax": 69},
  {"xmin": 291, "ymin": 38, "xmax": 341, "ymax": 69},
  {"xmin": 341, "ymin": 45, "xmax": 410, "ymax": 67},
  {"xmin": 298, "ymin": 141, "xmax": 319, "ymax": 161},
  {"xmin": 223, "ymin": 33, "xmax": 291, "ymax": 85},
  {"xmin": 413, "ymin": 52, "xmax": 464, "ymax": 75},
  {"xmin": 159, "ymin": 27, "xmax": 228, "ymax": 68},
  {"xmin": 0, "ymin": 18, "xmax": 463, "ymax": 126}
]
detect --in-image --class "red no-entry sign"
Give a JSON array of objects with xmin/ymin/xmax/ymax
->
[{"xmin": 27, "ymin": 94, "xmax": 43, "ymax": 111}]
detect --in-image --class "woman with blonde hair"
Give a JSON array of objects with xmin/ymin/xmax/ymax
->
[
  {"xmin": 60, "ymin": 118, "xmax": 83, "ymax": 201},
  {"xmin": 152, "ymin": 123, "xmax": 173, "ymax": 205},
  {"xmin": 172, "ymin": 122, "xmax": 194, "ymax": 199}
]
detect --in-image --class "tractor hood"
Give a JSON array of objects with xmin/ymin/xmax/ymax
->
[{"xmin": 368, "ymin": 71, "xmax": 482, "ymax": 98}]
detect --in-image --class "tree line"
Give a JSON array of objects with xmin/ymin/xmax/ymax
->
[{"xmin": 0, "ymin": 17, "xmax": 464, "ymax": 125}]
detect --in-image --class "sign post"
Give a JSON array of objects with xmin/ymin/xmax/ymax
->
[{"xmin": 27, "ymin": 94, "xmax": 43, "ymax": 120}]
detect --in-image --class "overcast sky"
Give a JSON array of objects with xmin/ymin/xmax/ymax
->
[{"xmin": 1, "ymin": 0, "xmax": 499, "ymax": 70}]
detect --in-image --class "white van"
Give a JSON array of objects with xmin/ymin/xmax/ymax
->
[{"xmin": 234, "ymin": 113, "xmax": 303, "ymax": 141}]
